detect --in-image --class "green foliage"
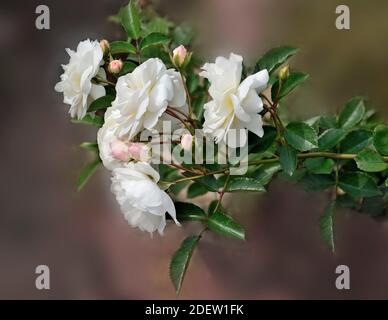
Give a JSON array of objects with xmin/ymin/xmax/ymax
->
[
  {"xmin": 77, "ymin": 159, "xmax": 101, "ymax": 191},
  {"xmin": 140, "ymin": 32, "xmax": 170, "ymax": 51},
  {"xmin": 338, "ymin": 97, "xmax": 366, "ymax": 129},
  {"xmin": 340, "ymin": 129, "xmax": 372, "ymax": 154},
  {"xmin": 207, "ymin": 211, "xmax": 245, "ymax": 240},
  {"xmin": 224, "ymin": 177, "xmax": 265, "ymax": 192},
  {"xmin": 284, "ymin": 122, "xmax": 318, "ymax": 151},
  {"xmin": 255, "ymin": 46, "xmax": 299, "ymax": 74},
  {"xmin": 318, "ymin": 128, "xmax": 348, "ymax": 150},
  {"xmin": 304, "ymin": 158, "xmax": 334, "ymax": 174},
  {"xmin": 279, "ymin": 144, "xmax": 297, "ymax": 176},
  {"xmin": 72, "ymin": 115, "xmax": 104, "ymax": 127},
  {"xmin": 355, "ymin": 149, "xmax": 388, "ymax": 172},
  {"xmin": 320, "ymin": 201, "xmax": 336, "ymax": 252},
  {"xmin": 120, "ymin": 0, "xmax": 141, "ymax": 39},
  {"xmin": 175, "ymin": 202, "xmax": 207, "ymax": 221},
  {"xmin": 170, "ymin": 235, "xmax": 201, "ymax": 294},
  {"xmin": 338, "ymin": 172, "xmax": 381, "ymax": 198},
  {"xmin": 110, "ymin": 41, "xmax": 137, "ymax": 55},
  {"xmin": 373, "ymin": 125, "xmax": 388, "ymax": 155},
  {"xmin": 271, "ymin": 72, "xmax": 309, "ymax": 101},
  {"xmin": 88, "ymin": 95, "xmax": 115, "ymax": 112}
]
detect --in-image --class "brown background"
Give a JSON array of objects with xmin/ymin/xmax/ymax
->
[{"xmin": 1, "ymin": 0, "xmax": 388, "ymax": 299}]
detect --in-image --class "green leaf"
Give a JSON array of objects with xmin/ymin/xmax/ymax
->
[
  {"xmin": 207, "ymin": 211, "xmax": 245, "ymax": 240},
  {"xmin": 110, "ymin": 41, "xmax": 137, "ymax": 55},
  {"xmin": 225, "ymin": 177, "xmax": 265, "ymax": 192},
  {"xmin": 255, "ymin": 46, "xmax": 299, "ymax": 74},
  {"xmin": 140, "ymin": 32, "xmax": 170, "ymax": 51},
  {"xmin": 272, "ymin": 72, "xmax": 309, "ymax": 101},
  {"xmin": 249, "ymin": 126, "xmax": 277, "ymax": 154},
  {"xmin": 304, "ymin": 157, "xmax": 334, "ymax": 174},
  {"xmin": 120, "ymin": 1, "xmax": 141, "ymax": 39},
  {"xmin": 187, "ymin": 183, "xmax": 208, "ymax": 199},
  {"xmin": 373, "ymin": 125, "xmax": 388, "ymax": 155},
  {"xmin": 172, "ymin": 23, "xmax": 195, "ymax": 45},
  {"xmin": 318, "ymin": 128, "xmax": 348, "ymax": 151},
  {"xmin": 355, "ymin": 149, "xmax": 388, "ymax": 172},
  {"xmin": 284, "ymin": 122, "xmax": 318, "ymax": 151},
  {"xmin": 192, "ymin": 93, "xmax": 207, "ymax": 121},
  {"xmin": 251, "ymin": 163, "xmax": 282, "ymax": 185},
  {"xmin": 338, "ymin": 96, "xmax": 366, "ymax": 129},
  {"xmin": 76, "ymin": 159, "xmax": 101, "ymax": 191},
  {"xmin": 145, "ymin": 17, "xmax": 172, "ymax": 35},
  {"xmin": 175, "ymin": 202, "xmax": 207, "ymax": 221},
  {"xmin": 170, "ymin": 235, "xmax": 201, "ymax": 294},
  {"xmin": 340, "ymin": 129, "xmax": 372, "ymax": 154},
  {"xmin": 88, "ymin": 95, "xmax": 115, "ymax": 112},
  {"xmin": 118, "ymin": 61, "xmax": 137, "ymax": 76},
  {"xmin": 80, "ymin": 142, "xmax": 98, "ymax": 151},
  {"xmin": 319, "ymin": 115, "xmax": 338, "ymax": 129},
  {"xmin": 299, "ymin": 173, "xmax": 335, "ymax": 192},
  {"xmin": 187, "ymin": 74, "xmax": 199, "ymax": 94},
  {"xmin": 338, "ymin": 172, "xmax": 382, "ymax": 198},
  {"xmin": 195, "ymin": 175, "xmax": 219, "ymax": 192},
  {"xmin": 71, "ymin": 115, "xmax": 104, "ymax": 127},
  {"xmin": 360, "ymin": 196, "xmax": 386, "ymax": 216},
  {"xmin": 320, "ymin": 201, "xmax": 336, "ymax": 252},
  {"xmin": 279, "ymin": 145, "xmax": 297, "ymax": 176}
]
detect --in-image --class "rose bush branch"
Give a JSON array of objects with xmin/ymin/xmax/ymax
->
[{"xmin": 55, "ymin": 1, "xmax": 388, "ymax": 294}]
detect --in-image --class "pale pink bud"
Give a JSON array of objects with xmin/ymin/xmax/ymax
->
[
  {"xmin": 173, "ymin": 45, "xmax": 187, "ymax": 67},
  {"xmin": 110, "ymin": 140, "xmax": 130, "ymax": 162},
  {"xmin": 127, "ymin": 142, "xmax": 151, "ymax": 162},
  {"xmin": 108, "ymin": 59, "xmax": 123, "ymax": 74},
  {"xmin": 99, "ymin": 39, "xmax": 110, "ymax": 55},
  {"xmin": 181, "ymin": 134, "xmax": 193, "ymax": 151}
]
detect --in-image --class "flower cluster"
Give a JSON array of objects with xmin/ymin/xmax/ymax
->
[
  {"xmin": 55, "ymin": 1, "xmax": 388, "ymax": 294},
  {"xmin": 56, "ymin": 42, "xmax": 268, "ymax": 234}
]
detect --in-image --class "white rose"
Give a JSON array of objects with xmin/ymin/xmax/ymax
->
[
  {"xmin": 55, "ymin": 39, "xmax": 106, "ymax": 120},
  {"xmin": 110, "ymin": 162, "xmax": 179, "ymax": 234},
  {"xmin": 110, "ymin": 58, "xmax": 186, "ymax": 140},
  {"xmin": 200, "ymin": 53, "xmax": 269, "ymax": 148}
]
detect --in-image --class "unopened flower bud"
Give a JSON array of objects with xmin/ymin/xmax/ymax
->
[
  {"xmin": 172, "ymin": 45, "xmax": 188, "ymax": 67},
  {"xmin": 128, "ymin": 142, "xmax": 151, "ymax": 162},
  {"xmin": 108, "ymin": 59, "xmax": 123, "ymax": 74},
  {"xmin": 336, "ymin": 187, "xmax": 346, "ymax": 196},
  {"xmin": 279, "ymin": 65, "xmax": 290, "ymax": 81},
  {"xmin": 181, "ymin": 134, "xmax": 193, "ymax": 151},
  {"xmin": 99, "ymin": 39, "xmax": 110, "ymax": 55},
  {"xmin": 110, "ymin": 140, "xmax": 130, "ymax": 162}
]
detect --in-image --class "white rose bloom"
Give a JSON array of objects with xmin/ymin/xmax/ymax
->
[
  {"xmin": 110, "ymin": 58, "xmax": 186, "ymax": 140},
  {"xmin": 200, "ymin": 53, "xmax": 269, "ymax": 148},
  {"xmin": 55, "ymin": 39, "xmax": 106, "ymax": 120},
  {"xmin": 111, "ymin": 162, "xmax": 179, "ymax": 234}
]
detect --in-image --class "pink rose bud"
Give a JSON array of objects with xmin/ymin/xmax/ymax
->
[
  {"xmin": 99, "ymin": 39, "xmax": 110, "ymax": 55},
  {"xmin": 110, "ymin": 140, "xmax": 130, "ymax": 162},
  {"xmin": 127, "ymin": 142, "xmax": 151, "ymax": 162},
  {"xmin": 173, "ymin": 45, "xmax": 187, "ymax": 67},
  {"xmin": 181, "ymin": 134, "xmax": 193, "ymax": 151},
  {"xmin": 108, "ymin": 59, "xmax": 123, "ymax": 74}
]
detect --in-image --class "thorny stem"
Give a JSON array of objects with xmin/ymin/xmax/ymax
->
[
  {"xmin": 166, "ymin": 152, "xmax": 388, "ymax": 185},
  {"xmin": 165, "ymin": 109, "xmax": 191, "ymax": 131},
  {"xmin": 213, "ymin": 173, "xmax": 230, "ymax": 213},
  {"xmin": 181, "ymin": 72, "xmax": 194, "ymax": 120}
]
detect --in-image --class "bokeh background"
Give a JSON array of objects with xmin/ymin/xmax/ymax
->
[{"xmin": 1, "ymin": 0, "xmax": 388, "ymax": 299}]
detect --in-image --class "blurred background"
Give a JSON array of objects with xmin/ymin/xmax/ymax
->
[{"xmin": 1, "ymin": 0, "xmax": 388, "ymax": 299}]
